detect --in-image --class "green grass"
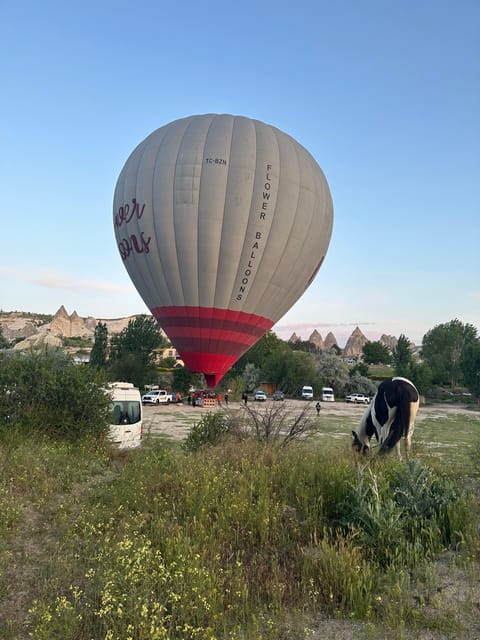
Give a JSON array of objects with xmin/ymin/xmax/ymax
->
[{"xmin": 1, "ymin": 410, "xmax": 479, "ymax": 640}]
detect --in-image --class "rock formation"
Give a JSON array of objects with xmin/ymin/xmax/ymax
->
[
  {"xmin": 343, "ymin": 326, "xmax": 368, "ymax": 357},
  {"xmin": 308, "ymin": 329, "xmax": 324, "ymax": 350},
  {"xmin": 380, "ymin": 334, "xmax": 398, "ymax": 351},
  {"xmin": 288, "ymin": 332, "xmax": 300, "ymax": 343},
  {"xmin": 324, "ymin": 332, "xmax": 338, "ymax": 350},
  {"xmin": 13, "ymin": 333, "xmax": 62, "ymax": 350}
]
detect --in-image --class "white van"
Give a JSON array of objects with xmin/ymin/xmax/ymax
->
[
  {"xmin": 301, "ymin": 385, "xmax": 314, "ymax": 400},
  {"xmin": 107, "ymin": 382, "xmax": 143, "ymax": 449},
  {"xmin": 321, "ymin": 387, "xmax": 335, "ymax": 402}
]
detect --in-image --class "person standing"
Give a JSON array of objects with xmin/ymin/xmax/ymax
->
[{"xmin": 315, "ymin": 402, "xmax": 321, "ymax": 416}]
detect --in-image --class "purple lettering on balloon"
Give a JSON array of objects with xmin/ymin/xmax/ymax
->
[
  {"xmin": 117, "ymin": 232, "xmax": 151, "ymax": 261},
  {"xmin": 114, "ymin": 198, "xmax": 146, "ymax": 229}
]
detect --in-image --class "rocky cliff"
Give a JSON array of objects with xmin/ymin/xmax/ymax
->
[{"xmin": 1, "ymin": 307, "xmax": 140, "ymax": 350}]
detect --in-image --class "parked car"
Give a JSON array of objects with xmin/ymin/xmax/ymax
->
[
  {"xmin": 141, "ymin": 389, "xmax": 173, "ymax": 405},
  {"xmin": 345, "ymin": 392, "xmax": 370, "ymax": 404},
  {"xmin": 254, "ymin": 389, "xmax": 267, "ymax": 401},
  {"xmin": 272, "ymin": 390, "xmax": 285, "ymax": 401}
]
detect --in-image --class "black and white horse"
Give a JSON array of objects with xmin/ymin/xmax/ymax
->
[{"xmin": 352, "ymin": 377, "xmax": 419, "ymax": 460}]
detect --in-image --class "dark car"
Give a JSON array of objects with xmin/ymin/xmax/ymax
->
[{"xmin": 272, "ymin": 390, "xmax": 285, "ymax": 401}]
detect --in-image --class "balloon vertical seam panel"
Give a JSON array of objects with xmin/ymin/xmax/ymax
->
[
  {"xmin": 226, "ymin": 118, "xmax": 281, "ymax": 319},
  {"xmin": 238, "ymin": 122, "xmax": 298, "ymax": 320},
  {"xmin": 213, "ymin": 116, "xmax": 256, "ymax": 312},
  {"xmin": 153, "ymin": 117, "xmax": 195, "ymax": 307},
  {"xmin": 172, "ymin": 115, "xmax": 215, "ymax": 308},
  {"xmin": 197, "ymin": 115, "xmax": 234, "ymax": 316},
  {"xmin": 262, "ymin": 132, "xmax": 333, "ymax": 322}
]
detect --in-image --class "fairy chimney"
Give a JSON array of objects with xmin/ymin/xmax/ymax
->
[
  {"xmin": 343, "ymin": 326, "xmax": 368, "ymax": 357},
  {"xmin": 308, "ymin": 329, "xmax": 324, "ymax": 350}
]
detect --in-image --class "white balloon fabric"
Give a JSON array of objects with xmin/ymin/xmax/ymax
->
[{"xmin": 114, "ymin": 114, "xmax": 333, "ymax": 386}]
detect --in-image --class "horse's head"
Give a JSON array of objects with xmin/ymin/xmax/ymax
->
[{"xmin": 352, "ymin": 430, "xmax": 370, "ymax": 454}]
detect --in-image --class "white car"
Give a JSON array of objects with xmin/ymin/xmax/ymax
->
[
  {"xmin": 345, "ymin": 393, "xmax": 370, "ymax": 404},
  {"xmin": 141, "ymin": 389, "xmax": 172, "ymax": 405},
  {"xmin": 254, "ymin": 390, "xmax": 267, "ymax": 401}
]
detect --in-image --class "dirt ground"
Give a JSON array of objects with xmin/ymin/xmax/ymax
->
[{"xmin": 142, "ymin": 399, "xmax": 480, "ymax": 441}]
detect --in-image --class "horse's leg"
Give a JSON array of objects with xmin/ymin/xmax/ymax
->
[
  {"xmin": 405, "ymin": 400, "xmax": 419, "ymax": 462},
  {"xmin": 405, "ymin": 432, "xmax": 412, "ymax": 462},
  {"xmin": 395, "ymin": 440, "xmax": 402, "ymax": 460}
]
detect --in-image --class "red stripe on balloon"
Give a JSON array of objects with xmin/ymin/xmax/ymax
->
[
  {"xmin": 153, "ymin": 306, "xmax": 272, "ymax": 330},
  {"xmin": 151, "ymin": 306, "xmax": 274, "ymax": 386}
]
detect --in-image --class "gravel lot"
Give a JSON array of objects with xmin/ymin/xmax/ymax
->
[{"xmin": 143, "ymin": 399, "xmax": 480, "ymax": 442}]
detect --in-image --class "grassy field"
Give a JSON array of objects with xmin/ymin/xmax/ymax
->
[{"xmin": 0, "ymin": 406, "xmax": 479, "ymax": 640}]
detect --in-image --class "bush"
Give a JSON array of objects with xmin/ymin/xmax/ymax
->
[
  {"xmin": 183, "ymin": 412, "xmax": 231, "ymax": 452},
  {"xmin": 0, "ymin": 348, "xmax": 110, "ymax": 440}
]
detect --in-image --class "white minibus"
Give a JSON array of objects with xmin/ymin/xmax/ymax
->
[
  {"xmin": 321, "ymin": 387, "xmax": 335, "ymax": 402},
  {"xmin": 108, "ymin": 382, "xmax": 143, "ymax": 449}
]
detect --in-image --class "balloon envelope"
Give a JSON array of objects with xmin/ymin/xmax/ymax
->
[{"xmin": 114, "ymin": 114, "xmax": 333, "ymax": 386}]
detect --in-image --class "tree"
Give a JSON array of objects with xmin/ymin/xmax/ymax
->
[
  {"xmin": 89, "ymin": 322, "xmax": 108, "ymax": 368},
  {"xmin": 158, "ymin": 356, "xmax": 177, "ymax": 369},
  {"xmin": 408, "ymin": 362, "xmax": 433, "ymax": 397},
  {"xmin": 172, "ymin": 366, "xmax": 202, "ymax": 395},
  {"xmin": 461, "ymin": 342, "xmax": 480, "ymax": 400},
  {"xmin": 316, "ymin": 349, "xmax": 349, "ymax": 396},
  {"xmin": 0, "ymin": 325, "xmax": 9, "ymax": 349},
  {"xmin": 345, "ymin": 373, "xmax": 378, "ymax": 397},
  {"xmin": 108, "ymin": 315, "xmax": 167, "ymax": 388},
  {"xmin": 0, "ymin": 348, "xmax": 110, "ymax": 439},
  {"xmin": 242, "ymin": 363, "xmax": 261, "ymax": 392},
  {"xmin": 421, "ymin": 319, "xmax": 479, "ymax": 386},
  {"xmin": 289, "ymin": 340, "xmax": 320, "ymax": 355},
  {"xmin": 234, "ymin": 331, "xmax": 287, "ymax": 373},
  {"xmin": 362, "ymin": 341, "xmax": 392, "ymax": 365},
  {"xmin": 262, "ymin": 349, "xmax": 319, "ymax": 395},
  {"xmin": 392, "ymin": 334, "xmax": 414, "ymax": 377},
  {"xmin": 349, "ymin": 362, "xmax": 369, "ymax": 378}
]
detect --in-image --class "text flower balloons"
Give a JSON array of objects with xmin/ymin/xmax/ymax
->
[{"xmin": 114, "ymin": 114, "xmax": 333, "ymax": 386}]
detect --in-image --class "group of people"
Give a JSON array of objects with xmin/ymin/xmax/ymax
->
[{"xmin": 187, "ymin": 391, "xmax": 229, "ymax": 407}]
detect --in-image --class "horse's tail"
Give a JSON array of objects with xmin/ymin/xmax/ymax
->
[{"xmin": 379, "ymin": 407, "xmax": 405, "ymax": 453}]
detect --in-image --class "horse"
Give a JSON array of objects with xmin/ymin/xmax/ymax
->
[{"xmin": 351, "ymin": 377, "xmax": 420, "ymax": 460}]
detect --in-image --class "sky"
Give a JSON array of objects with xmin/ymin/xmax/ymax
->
[{"xmin": 1, "ymin": 0, "xmax": 479, "ymax": 347}]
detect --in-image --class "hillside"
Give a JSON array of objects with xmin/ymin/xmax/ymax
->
[
  {"xmin": 0, "ymin": 307, "xmax": 139, "ymax": 351},
  {"xmin": 1, "ymin": 308, "xmax": 401, "ymax": 357}
]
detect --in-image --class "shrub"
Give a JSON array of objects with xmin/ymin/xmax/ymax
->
[
  {"xmin": 0, "ymin": 348, "xmax": 110, "ymax": 440},
  {"xmin": 183, "ymin": 412, "xmax": 231, "ymax": 452},
  {"xmin": 236, "ymin": 401, "xmax": 319, "ymax": 447}
]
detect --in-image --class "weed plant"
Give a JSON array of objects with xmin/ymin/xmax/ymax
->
[{"xmin": 1, "ymin": 422, "xmax": 479, "ymax": 639}]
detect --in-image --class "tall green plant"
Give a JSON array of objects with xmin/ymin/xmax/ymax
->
[{"xmin": 0, "ymin": 348, "xmax": 110, "ymax": 439}]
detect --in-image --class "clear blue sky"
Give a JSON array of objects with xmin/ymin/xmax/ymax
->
[{"xmin": 1, "ymin": 0, "xmax": 479, "ymax": 347}]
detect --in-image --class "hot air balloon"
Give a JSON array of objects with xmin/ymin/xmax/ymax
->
[{"xmin": 113, "ymin": 114, "xmax": 333, "ymax": 387}]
